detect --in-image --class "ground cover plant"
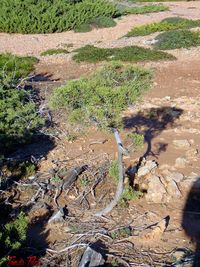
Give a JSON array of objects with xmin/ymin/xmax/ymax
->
[
  {"xmin": 0, "ymin": 0, "xmax": 117, "ymax": 34},
  {"xmin": 0, "ymin": 54, "xmax": 44, "ymax": 155},
  {"xmin": 50, "ymin": 62, "xmax": 152, "ymax": 129},
  {"xmin": 41, "ymin": 48, "xmax": 69, "ymax": 56},
  {"xmin": 73, "ymin": 45, "xmax": 175, "ymax": 63},
  {"xmin": 123, "ymin": 4, "xmax": 168, "ymax": 15},
  {"xmin": 126, "ymin": 17, "xmax": 200, "ymax": 37},
  {"xmin": 154, "ymin": 29, "xmax": 200, "ymax": 50}
]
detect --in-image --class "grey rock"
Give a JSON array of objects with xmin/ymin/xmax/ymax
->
[
  {"xmin": 145, "ymin": 176, "xmax": 166, "ymax": 203},
  {"xmin": 78, "ymin": 246, "xmax": 105, "ymax": 267},
  {"xmin": 144, "ymin": 39, "xmax": 158, "ymax": 45},
  {"xmin": 164, "ymin": 171, "xmax": 184, "ymax": 183},
  {"xmin": 173, "ymin": 139, "xmax": 191, "ymax": 149},
  {"xmin": 137, "ymin": 160, "xmax": 157, "ymax": 177}
]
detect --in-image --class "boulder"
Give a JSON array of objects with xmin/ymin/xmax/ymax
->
[{"xmin": 145, "ymin": 176, "xmax": 166, "ymax": 203}]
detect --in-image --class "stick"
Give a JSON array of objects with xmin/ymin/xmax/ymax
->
[{"xmin": 95, "ymin": 129, "xmax": 128, "ymax": 217}]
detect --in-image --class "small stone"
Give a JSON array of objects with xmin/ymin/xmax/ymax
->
[
  {"xmin": 175, "ymin": 157, "xmax": 187, "ymax": 168},
  {"xmin": 144, "ymin": 39, "xmax": 158, "ymax": 45},
  {"xmin": 173, "ymin": 250, "xmax": 186, "ymax": 261},
  {"xmin": 164, "ymin": 96, "xmax": 171, "ymax": 101},
  {"xmin": 137, "ymin": 160, "xmax": 157, "ymax": 177},
  {"xmin": 145, "ymin": 176, "xmax": 166, "ymax": 203},
  {"xmin": 173, "ymin": 139, "xmax": 191, "ymax": 149}
]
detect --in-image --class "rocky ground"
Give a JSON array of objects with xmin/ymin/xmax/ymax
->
[{"xmin": 1, "ymin": 1, "xmax": 200, "ymax": 266}]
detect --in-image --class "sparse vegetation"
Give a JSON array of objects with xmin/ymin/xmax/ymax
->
[
  {"xmin": 126, "ymin": 17, "xmax": 200, "ymax": 37},
  {"xmin": 50, "ymin": 62, "xmax": 152, "ymax": 129},
  {"xmin": 124, "ymin": 4, "xmax": 168, "ymax": 15},
  {"xmin": 120, "ymin": 185, "xmax": 144, "ymax": 206},
  {"xmin": 154, "ymin": 30, "xmax": 200, "ymax": 50},
  {"xmin": 0, "ymin": 0, "xmax": 117, "ymax": 34},
  {"xmin": 41, "ymin": 48, "xmax": 69, "ymax": 56},
  {"xmin": 73, "ymin": 45, "xmax": 175, "ymax": 63},
  {"xmin": 109, "ymin": 160, "xmax": 119, "ymax": 181},
  {"xmin": 126, "ymin": 132, "xmax": 144, "ymax": 149}
]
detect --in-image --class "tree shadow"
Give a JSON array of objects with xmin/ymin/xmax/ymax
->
[
  {"xmin": 123, "ymin": 106, "xmax": 183, "ymax": 159},
  {"xmin": 182, "ymin": 178, "xmax": 200, "ymax": 266}
]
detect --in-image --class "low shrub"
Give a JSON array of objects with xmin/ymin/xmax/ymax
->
[
  {"xmin": 0, "ymin": 0, "xmax": 117, "ymax": 34},
  {"xmin": 126, "ymin": 17, "xmax": 200, "ymax": 37},
  {"xmin": 50, "ymin": 62, "xmax": 152, "ymax": 129},
  {"xmin": 154, "ymin": 30, "xmax": 200, "ymax": 50},
  {"xmin": 0, "ymin": 54, "xmax": 44, "ymax": 155},
  {"xmin": 41, "ymin": 48, "xmax": 69, "ymax": 56},
  {"xmin": 0, "ymin": 212, "xmax": 28, "ymax": 266},
  {"xmin": 73, "ymin": 45, "xmax": 175, "ymax": 63},
  {"xmin": 124, "ymin": 4, "xmax": 168, "ymax": 15}
]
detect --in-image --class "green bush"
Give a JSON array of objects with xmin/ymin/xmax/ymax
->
[
  {"xmin": 41, "ymin": 48, "xmax": 69, "ymax": 56},
  {"xmin": 50, "ymin": 62, "xmax": 152, "ymax": 129},
  {"xmin": 73, "ymin": 45, "xmax": 175, "ymax": 63},
  {"xmin": 0, "ymin": 212, "xmax": 28, "ymax": 265},
  {"xmin": 124, "ymin": 4, "xmax": 168, "ymax": 15},
  {"xmin": 0, "ymin": 54, "xmax": 38, "ymax": 78},
  {"xmin": 91, "ymin": 16, "xmax": 117, "ymax": 28},
  {"xmin": 0, "ymin": 54, "xmax": 44, "ymax": 154},
  {"xmin": 0, "ymin": 0, "xmax": 117, "ymax": 34},
  {"xmin": 126, "ymin": 17, "xmax": 200, "ymax": 37},
  {"xmin": 154, "ymin": 30, "xmax": 200, "ymax": 50}
]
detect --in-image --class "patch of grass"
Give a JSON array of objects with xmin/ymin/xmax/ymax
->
[
  {"xmin": 0, "ymin": 54, "xmax": 38, "ymax": 78},
  {"xmin": 79, "ymin": 175, "xmax": 89, "ymax": 187},
  {"xmin": 74, "ymin": 23, "xmax": 92, "ymax": 32},
  {"xmin": 91, "ymin": 16, "xmax": 117, "ymax": 28},
  {"xmin": 50, "ymin": 62, "xmax": 152, "ymax": 129},
  {"xmin": 124, "ymin": 4, "xmax": 168, "ymax": 15},
  {"xmin": 126, "ymin": 17, "xmax": 200, "ymax": 37},
  {"xmin": 128, "ymin": 0, "xmax": 187, "ymax": 2},
  {"xmin": 0, "ymin": 0, "xmax": 117, "ymax": 34},
  {"xmin": 154, "ymin": 30, "xmax": 200, "ymax": 50},
  {"xmin": 120, "ymin": 186, "xmax": 144, "ymax": 206},
  {"xmin": 110, "ymin": 227, "xmax": 132, "ymax": 239},
  {"xmin": 41, "ymin": 48, "xmax": 69, "ymax": 56},
  {"xmin": 73, "ymin": 45, "xmax": 175, "ymax": 63}
]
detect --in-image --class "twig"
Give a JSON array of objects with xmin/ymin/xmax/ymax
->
[{"xmin": 46, "ymin": 243, "xmax": 88, "ymax": 254}]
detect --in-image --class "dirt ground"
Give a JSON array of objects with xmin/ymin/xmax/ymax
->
[{"xmin": 1, "ymin": 1, "xmax": 200, "ymax": 266}]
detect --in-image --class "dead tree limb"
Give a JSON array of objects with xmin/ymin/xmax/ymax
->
[{"xmin": 95, "ymin": 129, "xmax": 128, "ymax": 217}]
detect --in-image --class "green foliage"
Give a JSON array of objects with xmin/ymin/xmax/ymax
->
[
  {"xmin": 126, "ymin": 132, "xmax": 144, "ymax": 149},
  {"xmin": 110, "ymin": 227, "xmax": 131, "ymax": 239},
  {"xmin": 126, "ymin": 17, "xmax": 200, "ymax": 37},
  {"xmin": 50, "ymin": 62, "xmax": 152, "ymax": 129},
  {"xmin": 109, "ymin": 160, "xmax": 119, "ymax": 181},
  {"xmin": 154, "ymin": 30, "xmax": 200, "ymax": 50},
  {"xmin": 41, "ymin": 48, "xmax": 69, "ymax": 56},
  {"xmin": 18, "ymin": 161, "xmax": 36, "ymax": 178},
  {"xmin": 0, "ymin": 212, "xmax": 28, "ymax": 258},
  {"xmin": 0, "ymin": 0, "xmax": 117, "ymax": 34},
  {"xmin": 124, "ymin": 4, "xmax": 168, "ymax": 15},
  {"xmin": 73, "ymin": 45, "xmax": 175, "ymax": 63},
  {"xmin": 0, "ymin": 54, "xmax": 38, "ymax": 78},
  {"xmin": 120, "ymin": 186, "xmax": 144, "ymax": 207},
  {"xmin": 74, "ymin": 23, "xmax": 92, "ymax": 32},
  {"xmin": 0, "ymin": 54, "xmax": 44, "ymax": 154},
  {"xmin": 79, "ymin": 175, "xmax": 89, "ymax": 187},
  {"xmin": 50, "ymin": 175, "xmax": 63, "ymax": 184},
  {"xmin": 91, "ymin": 16, "xmax": 117, "ymax": 28},
  {"xmin": 128, "ymin": 0, "xmax": 187, "ymax": 2}
]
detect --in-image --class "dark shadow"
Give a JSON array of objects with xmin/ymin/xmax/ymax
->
[
  {"xmin": 182, "ymin": 178, "xmax": 200, "ymax": 266},
  {"xmin": 123, "ymin": 106, "xmax": 183, "ymax": 158}
]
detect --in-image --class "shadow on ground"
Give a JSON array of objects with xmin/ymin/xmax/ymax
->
[{"xmin": 123, "ymin": 106, "xmax": 183, "ymax": 158}]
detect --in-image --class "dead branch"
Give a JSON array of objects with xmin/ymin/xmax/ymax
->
[{"xmin": 95, "ymin": 129, "xmax": 128, "ymax": 217}]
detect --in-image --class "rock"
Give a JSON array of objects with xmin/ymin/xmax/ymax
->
[
  {"xmin": 163, "ymin": 170, "xmax": 184, "ymax": 183},
  {"xmin": 145, "ymin": 176, "xmax": 166, "ymax": 203},
  {"xmin": 48, "ymin": 208, "xmax": 65, "ymax": 224},
  {"xmin": 173, "ymin": 139, "xmax": 191, "ymax": 149},
  {"xmin": 185, "ymin": 148, "xmax": 198, "ymax": 158},
  {"xmin": 78, "ymin": 246, "xmax": 105, "ymax": 267},
  {"xmin": 137, "ymin": 160, "xmax": 157, "ymax": 177},
  {"xmin": 175, "ymin": 157, "xmax": 187, "ymax": 168},
  {"xmin": 166, "ymin": 180, "xmax": 182, "ymax": 198},
  {"xmin": 144, "ymin": 39, "xmax": 158, "ymax": 45},
  {"xmin": 173, "ymin": 250, "xmax": 186, "ymax": 262}
]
